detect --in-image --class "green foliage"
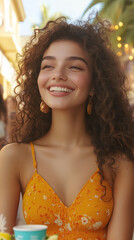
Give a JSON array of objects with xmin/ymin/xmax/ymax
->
[
  {"xmin": 31, "ymin": 3, "xmax": 68, "ymax": 30},
  {"xmin": 11, "ymin": 235, "xmax": 15, "ymax": 240},
  {"xmin": 82, "ymin": 0, "xmax": 134, "ymax": 45}
]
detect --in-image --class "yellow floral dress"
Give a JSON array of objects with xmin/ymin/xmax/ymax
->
[{"xmin": 23, "ymin": 143, "xmax": 113, "ymax": 240}]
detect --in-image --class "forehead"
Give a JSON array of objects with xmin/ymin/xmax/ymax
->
[{"xmin": 43, "ymin": 40, "xmax": 89, "ymax": 59}]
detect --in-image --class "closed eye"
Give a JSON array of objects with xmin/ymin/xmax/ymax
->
[
  {"xmin": 42, "ymin": 65, "xmax": 54, "ymax": 70},
  {"xmin": 69, "ymin": 66, "xmax": 83, "ymax": 70}
]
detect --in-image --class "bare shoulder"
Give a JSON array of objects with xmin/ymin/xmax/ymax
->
[
  {"xmin": 0, "ymin": 143, "xmax": 31, "ymax": 174},
  {"xmin": 102, "ymin": 155, "xmax": 134, "ymax": 189},
  {"xmin": 0, "ymin": 142, "xmax": 30, "ymax": 160},
  {"xmin": 113, "ymin": 155, "xmax": 134, "ymax": 178},
  {"xmin": 112, "ymin": 155, "xmax": 134, "ymax": 199}
]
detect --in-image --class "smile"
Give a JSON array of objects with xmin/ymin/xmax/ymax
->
[{"xmin": 49, "ymin": 86, "xmax": 73, "ymax": 93}]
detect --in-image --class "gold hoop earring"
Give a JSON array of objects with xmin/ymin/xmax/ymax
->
[
  {"xmin": 87, "ymin": 96, "xmax": 92, "ymax": 115},
  {"xmin": 40, "ymin": 100, "xmax": 50, "ymax": 113}
]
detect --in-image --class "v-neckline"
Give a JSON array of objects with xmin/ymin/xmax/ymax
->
[
  {"xmin": 33, "ymin": 168, "xmax": 99, "ymax": 209},
  {"xmin": 29, "ymin": 142, "xmax": 99, "ymax": 208}
]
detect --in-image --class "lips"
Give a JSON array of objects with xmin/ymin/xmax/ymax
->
[
  {"xmin": 47, "ymin": 85, "xmax": 74, "ymax": 97},
  {"xmin": 47, "ymin": 85, "xmax": 74, "ymax": 93}
]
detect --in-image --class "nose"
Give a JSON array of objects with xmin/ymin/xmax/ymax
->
[{"xmin": 51, "ymin": 67, "xmax": 67, "ymax": 81}]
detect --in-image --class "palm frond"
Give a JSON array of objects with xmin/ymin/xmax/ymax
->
[
  {"xmin": 101, "ymin": 0, "xmax": 124, "ymax": 23},
  {"xmin": 31, "ymin": 3, "xmax": 65, "ymax": 30},
  {"xmin": 82, "ymin": 0, "xmax": 134, "ymax": 47},
  {"xmin": 122, "ymin": 29, "xmax": 134, "ymax": 44},
  {"xmin": 82, "ymin": 0, "xmax": 104, "ymax": 17}
]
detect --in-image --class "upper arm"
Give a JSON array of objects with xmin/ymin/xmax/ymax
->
[
  {"xmin": 0, "ymin": 144, "xmax": 21, "ymax": 234},
  {"xmin": 107, "ymin": 159, "xmax": 134, "ymax": 240}
]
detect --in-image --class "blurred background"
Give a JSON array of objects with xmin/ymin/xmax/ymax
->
[{"xmin": 0, "ymin": 0, "xmax": 133, "ymax": 146}]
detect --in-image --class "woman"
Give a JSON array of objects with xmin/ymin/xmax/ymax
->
[{"xmin": 0, "ymin": 17, "xmax": 134, "ymax": 240}]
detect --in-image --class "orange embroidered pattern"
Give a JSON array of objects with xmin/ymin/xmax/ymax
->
[{"xmin": 23, "ymin": 143, "xmax": 113, "ymax": 240}]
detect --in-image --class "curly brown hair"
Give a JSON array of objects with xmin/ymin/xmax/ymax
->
[
  {"xmin": 0, "ymin": 87, "xmax": 7, "ymax": 123},
  {"xmin": 13, "ymin": 16, "xmax": 134, "ymax": 172}
]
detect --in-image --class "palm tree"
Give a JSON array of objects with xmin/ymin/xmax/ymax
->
[
  {"xmin": 31, "ymin": 3, "xmax": 67, "ymax": 29},
  {"xmin": 82, "ymin": 0, "xmax": 134, "ymax": 45}
]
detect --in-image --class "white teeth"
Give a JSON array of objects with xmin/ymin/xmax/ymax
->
[{"xmin": 49, "ymin": 86, "xmax": 72, "ymax": 92}]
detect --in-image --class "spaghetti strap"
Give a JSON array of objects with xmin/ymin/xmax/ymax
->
[{"xmin": 30, "ymin": 142, "xmax": 37, "ymax": 170}]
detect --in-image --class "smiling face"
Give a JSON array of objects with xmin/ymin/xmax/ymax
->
[{"xmin": 37, "ymin": 40, "xmax": 92, "ymax": 111}]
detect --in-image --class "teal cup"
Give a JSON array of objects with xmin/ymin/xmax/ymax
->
[{"xmin": 13, "ymin": 224, "xmax": 48, "ymax": 240}]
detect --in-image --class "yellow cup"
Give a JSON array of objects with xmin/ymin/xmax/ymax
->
[{"xmin": 0, "ymin": 232, "xmax": 11, "ymax": 240}]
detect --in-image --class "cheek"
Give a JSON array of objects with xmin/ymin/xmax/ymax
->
[
  {"xmin": 37, "ymin": 72, "xmax": 49, "ymax": 88},
  {"xmin": 74, "ymin": 73, "xmax": 91, "ymax": 91}
]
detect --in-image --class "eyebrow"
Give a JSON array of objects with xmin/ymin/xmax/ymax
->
[{"xmin": 42, "ymin": 56, "xmax": 88, "ymax": 66}]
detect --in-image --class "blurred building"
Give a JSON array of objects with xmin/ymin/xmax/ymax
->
[{"xmin": 0, "ymin": 0, "xmax": 25, "ymax": 98}]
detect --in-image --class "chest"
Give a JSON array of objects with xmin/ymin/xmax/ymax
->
[
  {"xmin": 23, "ymin": 168, "xmax": 113, "ymax": 238},
  {"xmin": 21, "ymin": 146, "xmax": 113, "ymax": 207},
  {"xmin": 22, "ymin": 144, "xmax": 114, "ymax": 240}
]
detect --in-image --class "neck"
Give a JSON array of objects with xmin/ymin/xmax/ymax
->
[{"xmin": 45, "ymin": 106, "xmax": 91, "ymax": 148}]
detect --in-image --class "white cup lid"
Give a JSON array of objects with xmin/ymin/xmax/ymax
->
[{"xmin": 13, "ymin": 224, "xmax": 48, "ymax": 231}]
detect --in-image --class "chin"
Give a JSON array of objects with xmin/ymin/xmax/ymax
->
[
  {"xmin": 51, "ymin": 107, "xmax": 70, "ymax": 111},
  {"xmin": 48, "ymin": 102, "xmax": 71, "ymax": 110}
]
